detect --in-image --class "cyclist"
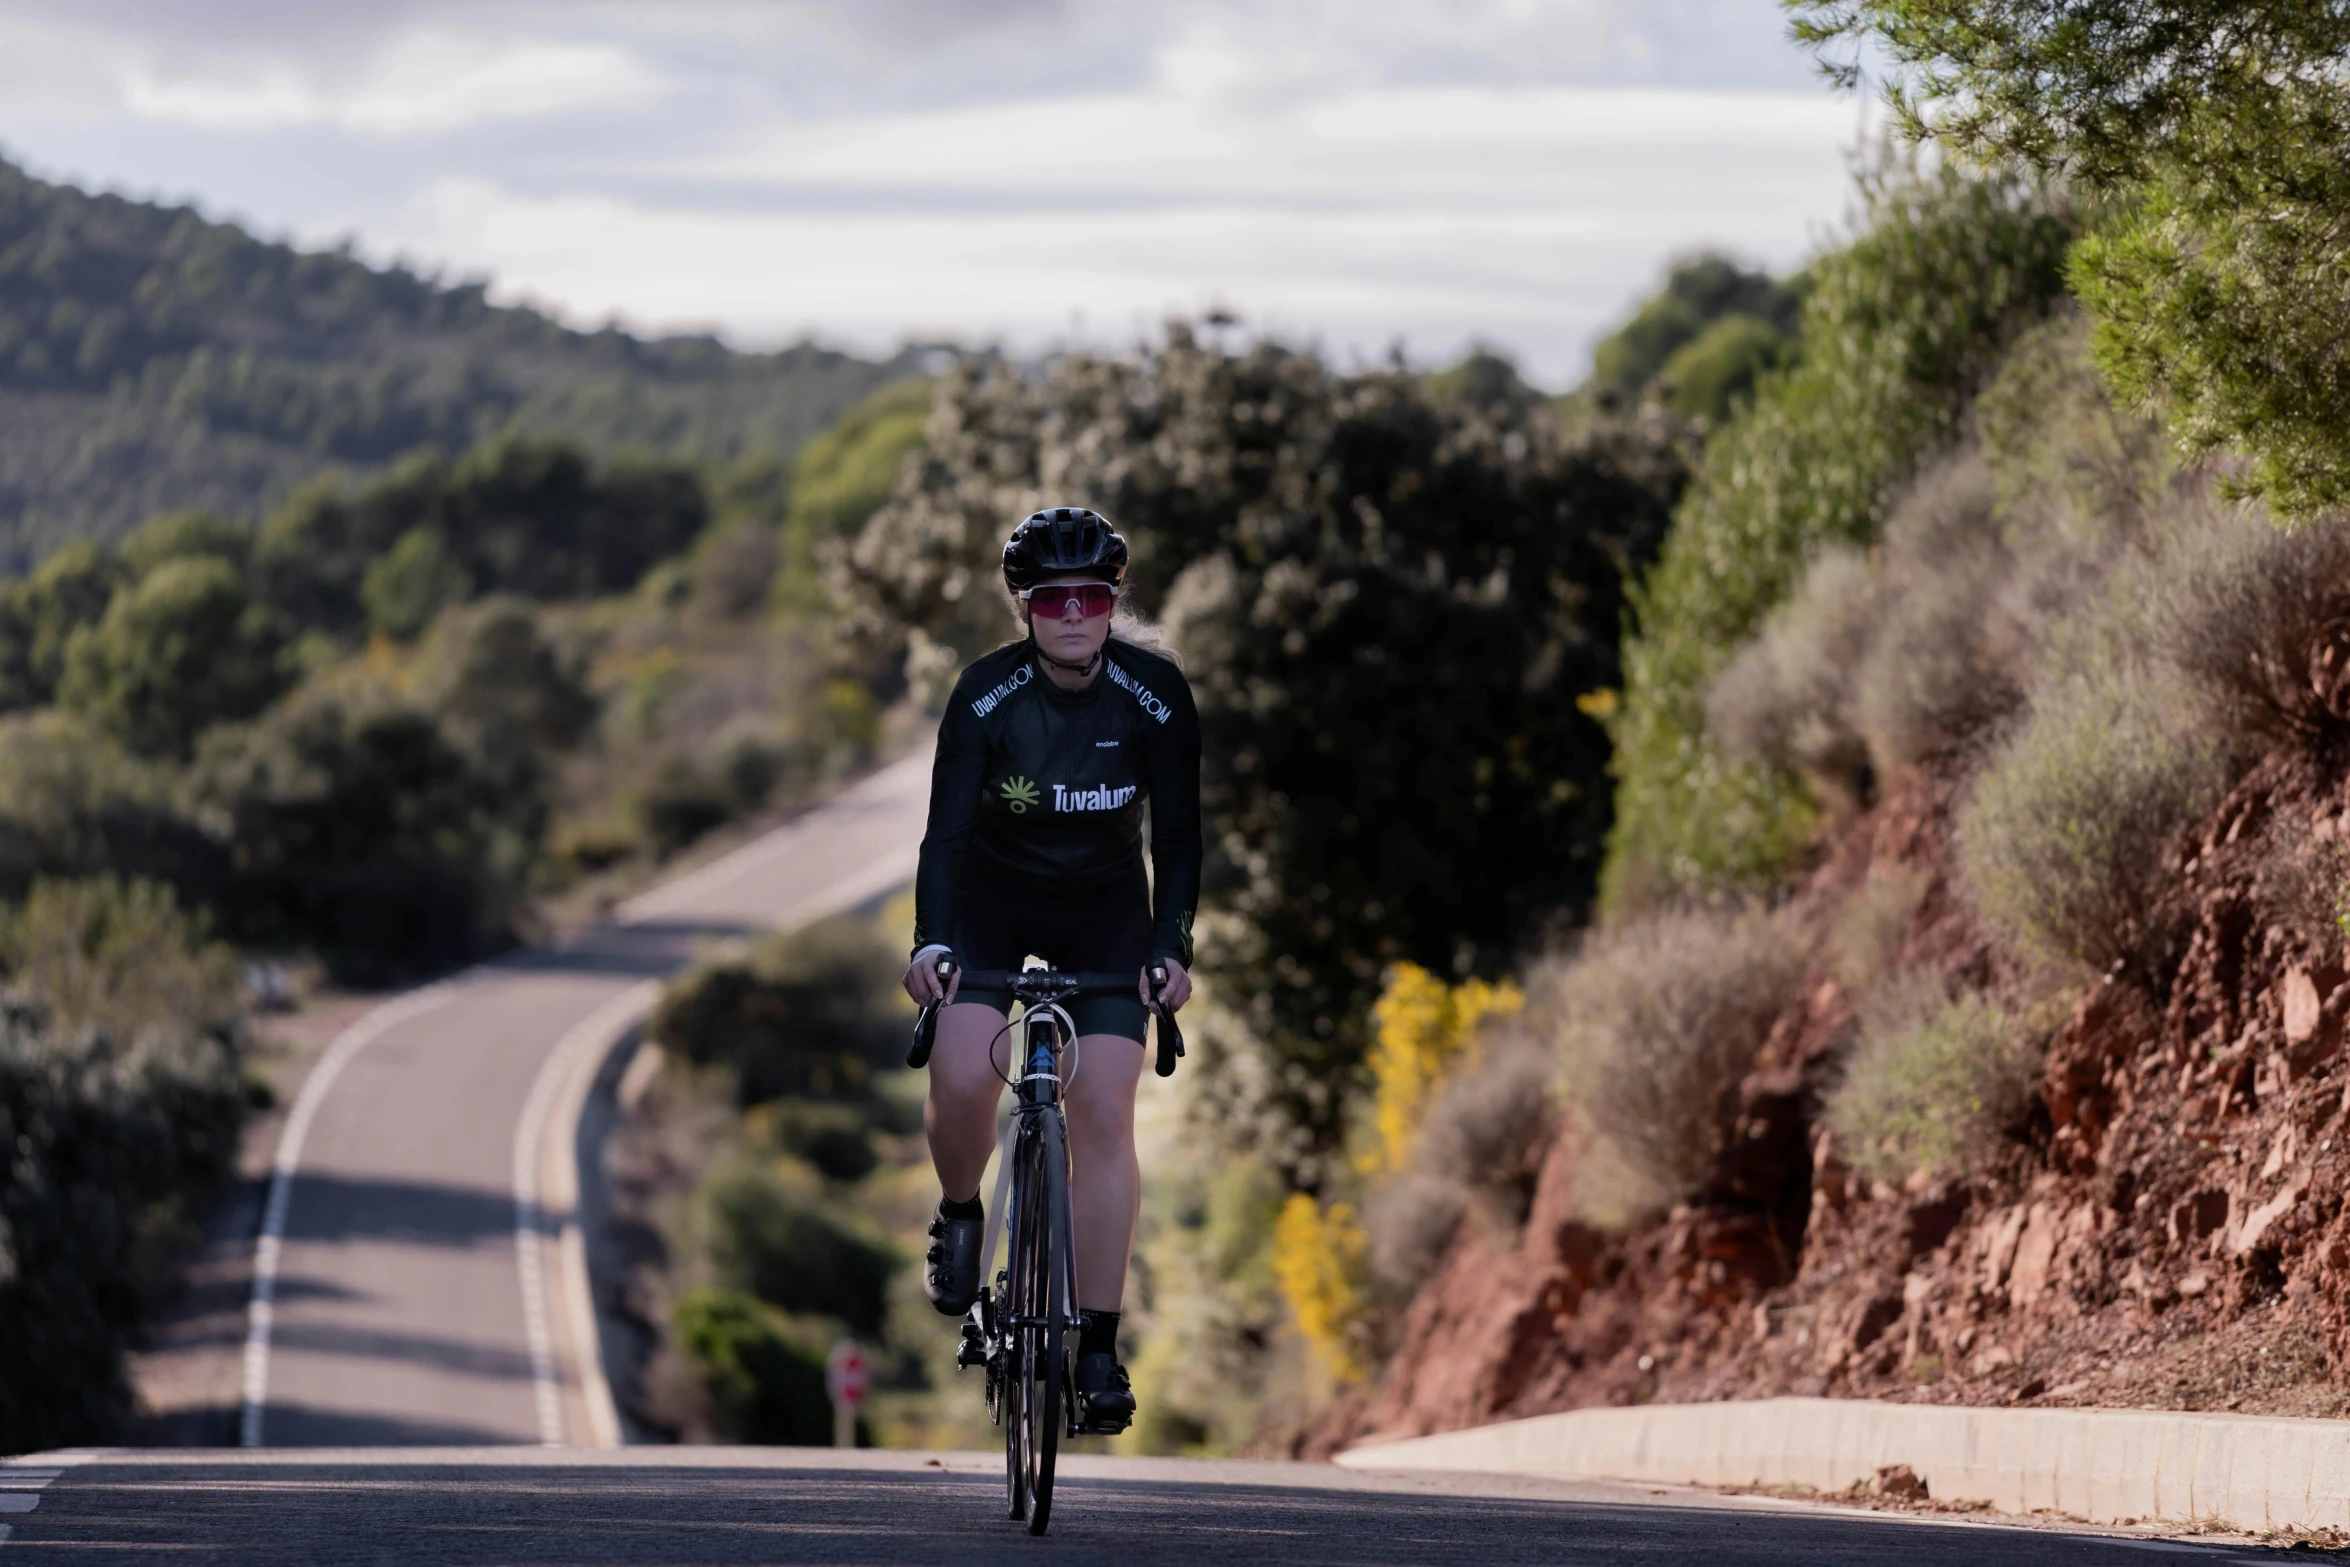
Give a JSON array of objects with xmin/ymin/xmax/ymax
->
[{"xmin": 902, "ymin": 506, "xmax": 1200, "ymax": 1436}]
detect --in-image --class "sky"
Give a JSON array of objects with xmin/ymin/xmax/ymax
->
[{"xmin": 0, "ymin": 0, "xmax": 1876, "ymax": 385}]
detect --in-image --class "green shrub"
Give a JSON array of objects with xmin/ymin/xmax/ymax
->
[
  {"xmin": 649, "ymin": 914, "xmax": 904, "ymax": 1106},
  {"xmin": 686, "ymin": 522, "xmax": 781, "ymax": 620},
  {"xmin": 117, "ymin": 512, "xmax": 250, "ymax": 578},
  {"xmin": 59, "ymin": 556, "xmax": 289, "ymax": 759},
  {"xmin": 780, "ymin": 377, "xmax": 932, "ymax": 610},
  {"xmin": 1604, "ymin": 163, "xmax": 2071, "ymax": 910},
  {"xmin": 697, "ymin": 1158, "xmax": 899, "ymax": 1337},
  {"xmin": 191, "ymin": 677, "xmax": 527, "ymax": 980},
  {"xmin": 748, "ymin": 1098, "xmax": 879, "ymax": 1183},
  {"xmin": 1589, "ymin": 253, "xmax": 1800, "ymax": 398},
  {"xmin": 0, "ymin": 994, "xmax": 245, "ymax": 1452},
  {"xmin": 2, "ymin": 878, "xmax": 239, "ymax": 1041},
  {"xmin": 1534, "ymin": 907, "xmax": 1804, "ymax": 1216},
  {"xmin": 0, "ymin": 714, "xmax": 222, "ymax": 905},
  {"xmin": 1658, "ymin": 313, "xmax": 1790, "ymax": 424},
  {"xmin": 670, "ymin": 1285, "xmax": 832, "ymax": 1445},
  {"xmin": 1959, "ymin": 665, "xmax": 2229, "ymax": 975},
  {"xmin": 1828, "ymin": 977, "xmax": 2034, "ymax": 1182},
  {"xmin": 361, "ymin": 526, "xmax": 471, "ymax": 640},
  {"xmin": 417, "ymin": 598, "xmax": 598, "ymax": 824}
]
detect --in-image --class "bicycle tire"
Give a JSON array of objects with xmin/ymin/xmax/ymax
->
[
  {"xmin": 1025, "ymin": 1111, "xmax": 1072, "ymax": 1535},
  {"xmin": 1003, "ymin": 1129, "xmax": 1033, "ymax": 1522}
]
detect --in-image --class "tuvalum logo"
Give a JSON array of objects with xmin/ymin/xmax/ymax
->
[
  {"xmin": 971, "ymin": 663, "xmax": 1033, "ymax": 717},
  {"xmin": 1105, "ymin": 660, "xmax": 1171, "ymax": 723},
  {"xmin": 1000, "ymin": 776, "xmax": 1040, "ymax": 813},
  {"xmin": 1054, "ymin": 782, "xmax": 1137, "ymax": 813}
]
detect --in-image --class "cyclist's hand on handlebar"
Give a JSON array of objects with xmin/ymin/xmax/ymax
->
[
  {"xmin": 1142, "ymin": 958, "xmax": 1191, "ymax": 1013},
  {"xmin": 904, "ymin": 951, "xmax": 961, "ymax": 1006}
]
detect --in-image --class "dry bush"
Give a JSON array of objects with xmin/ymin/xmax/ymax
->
[
  {"xmin": 1959, "ymin": 665, "xmax": 2229, "ymax": 975},
  {"xmin": 2255, "ymin": 830, "xmax": 2350, "ymax": 957},
  {"xmin": 1828, "ymin": 974, "xmax": 2035, "ymax": 1182},
  {"xmin": 1361, "ymin": 1029, "xmax": 1558, "ymax": 1295},
  {"xmin": 2157, "ymin": 504, "xmax": 2350, "ymax": 746},
  {"xmin": 1362, "ymin": 1173, "xmax": 1469, "ymax": 1298},
  {"xmin": 1534, "ymin": 906, "xmax": 1805, "ymax": 1215},
  {"xmin": 1705, "ymin": 545, "xmax": 1876, "ymax": 804},
  {"xmin": 1828, "ymin": 865, "xmax": 1930, "ymax": 991},
  {"xmin": 1852, "ymin": 454, "xmax": 2020, "ymax": 770},
  {"xmin": 1417, "ymin": 1030, "xmax": 1556, "ymax": 1222}
]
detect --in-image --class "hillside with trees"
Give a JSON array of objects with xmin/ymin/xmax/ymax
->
[{"xmin": 0, "ymin": 154, "xmax": 915, "ymax": 568}]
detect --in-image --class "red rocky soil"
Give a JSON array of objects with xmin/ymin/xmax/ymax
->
[{"xmin": 1311, "ymin": 749, "xmax": 2350, "ymax": 1455}]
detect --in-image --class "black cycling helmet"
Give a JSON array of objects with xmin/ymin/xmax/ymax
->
[{"xmin": 1002, "ymin": 507, "xmax": 1128, "ymax": 594}]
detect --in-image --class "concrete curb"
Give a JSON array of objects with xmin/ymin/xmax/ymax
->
[{"xmin": 1335, "ymin": 1397, "xmax": 2350, "ymax": 1532}]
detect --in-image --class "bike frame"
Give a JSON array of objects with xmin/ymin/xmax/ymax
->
[{"xmin": 978, "ymin": 995, "xmax": 1078, "ymax": 1321}]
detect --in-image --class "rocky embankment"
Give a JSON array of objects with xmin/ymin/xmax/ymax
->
[{"xmin": 1314, "ymin": 748, "xmax": 2350, "ymax": 1454}]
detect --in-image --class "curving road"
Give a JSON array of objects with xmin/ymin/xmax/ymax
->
[
  {"xmin": 0, "ymin": 1450, "xmax": 2280, "ymax": 1563},
  {"xmin": 237, "ymin": 749, "xmax": 934, "ymax": 1449}
]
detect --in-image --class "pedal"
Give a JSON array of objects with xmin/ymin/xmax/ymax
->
[
  {"xmin": 956, "ymin": 1319, "xmax": 987, "ymax": 1369},
  {"xmin": 1073, "ymin": 1398, "xmax": 1133, "ymax": 1437}
]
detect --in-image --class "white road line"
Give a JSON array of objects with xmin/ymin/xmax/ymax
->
[
  {"xmin": 617, "ymin": 750, "xmax": 930, "ymax": 923},
  {"xmin": 0, "ymin": 1464, "xmax": 64, "ymax": 1542},
  {"xmin": 239, "ymin": 983, "xmax": 463, "ymax": 1448},
  {"xmin": 513, "ymin": 983, "xmax": 660, "ymax": 1447}
]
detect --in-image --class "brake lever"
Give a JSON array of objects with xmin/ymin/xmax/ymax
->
[
  {"xmin": 907, "ymin": 956, "xmax": 955, "ymax": 1069},
  {"xmin": 1149, "ymin": 964, "xmax": 1185, "ymax": 1078}
]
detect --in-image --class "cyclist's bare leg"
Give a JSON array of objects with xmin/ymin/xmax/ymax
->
[
  {"xmin": 1062, "ymin": 1033, "xmax": 1144, "ymax": 1310},
  {"xmin": 925, "ymin": 1002, "xmax": 1009, "ymax": 1202}
]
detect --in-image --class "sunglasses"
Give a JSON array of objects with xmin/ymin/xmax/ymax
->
[{"xmin": 1021, "ymin": 583, "xmax": 1118, "ymax": 619}]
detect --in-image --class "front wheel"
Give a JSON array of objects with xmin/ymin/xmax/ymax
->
[{"xmin": 1001, "ymin": 1115, "xmax": 1071, "ymax": 1534}]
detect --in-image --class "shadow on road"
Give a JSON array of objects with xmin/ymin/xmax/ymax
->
[
  {"xmin": 277, "ymin": 1173, "xmax": 512, "ymax": 1246},
  {"xmin": 5, "ymin": 1461, "xmax": 2282, "ymax": 1565},
  {"xmin": 265, "ymin": 1324, "xmax": 538, "ymax": 1381}
]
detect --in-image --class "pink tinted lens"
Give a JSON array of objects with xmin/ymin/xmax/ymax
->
[{"xmin": 1034, "ymin": 584, "xmax": 1115, "ymax": 618}]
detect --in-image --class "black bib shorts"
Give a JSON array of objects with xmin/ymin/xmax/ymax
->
[{"xmin": 948, "ymin": 863, "xmax": 1153, "ymax": 1044}]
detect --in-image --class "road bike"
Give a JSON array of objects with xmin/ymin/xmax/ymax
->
[{"xmin": 908, "ymin": 959, "xmax": 1183, "ymax": 1535}]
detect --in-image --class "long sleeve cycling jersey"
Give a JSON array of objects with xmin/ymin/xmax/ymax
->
[{"xmin": 912, "ymin": 637, "xmax": 1202, "ymax": 968}]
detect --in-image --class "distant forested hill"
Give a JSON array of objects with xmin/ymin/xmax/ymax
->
[{"xmin": 0, "ymin": 155, "xmax": 915, "ymax": 570}]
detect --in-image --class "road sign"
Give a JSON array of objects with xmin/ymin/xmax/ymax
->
[
  {"xmin": 827, "ymin": 1340, "xmax": 869, "ymax": 1449},
  {"xmin": 826, "ymin": 1340, "xmax": 870, "ymax": 1408}
]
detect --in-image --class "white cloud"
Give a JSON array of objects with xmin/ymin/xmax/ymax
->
[
  {"xmin": 0, "ymin": 0, "xmax": 1870, "ymax": 382},
  {"xmin": 353, "ymin": 80, "xmax": 1858, "ymax": 382},
  {"xmin": 116, "ymin": 32, "xmax": 668, "ymax": 135}
]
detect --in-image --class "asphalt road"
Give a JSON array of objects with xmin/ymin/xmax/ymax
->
[
  {"xmin": 242, "ymin": 749, "xmax": 934, "ymax": 1448},
  {"xmin": 0, "ymin": 1451, "xmax": 2290, "ymax": 1564}
]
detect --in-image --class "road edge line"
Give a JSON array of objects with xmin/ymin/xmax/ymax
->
[
  {"xmin": 530, "ymin": 839, "xmax": 924, "ymax": 1447},
  {"xmin": 513, "ymin": 982, "xmax": 660, "ymax": 1448},
  {"xmin": 238, "ymin": 983, "xmax": 462, "ymax": 1448}
]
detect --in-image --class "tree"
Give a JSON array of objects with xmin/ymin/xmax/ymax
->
[
  {"xmin": 191, "ymin": 678, "xmax": 524, "ymax": 980},
  {"xmin": 1792, "ymin": 0, "xmax": 2350, "ymax": 514},
  {"xmin": 361, "ymin": 527, "xmax": 471, "ymax": 640},
  {"xmin": 1588, "ymin": 253, "xmax": 1801, "ymax": 401},
  {"xmin": 414, "ymin": 598, "xmax": 598, "ymax": 839},
  {"xmin": 1160, "ymin": 385, "xmax": 1678, "ymax": 1169},
  {"xmin": 836, "ymin": 330, "xmax": 1683, "ymax": 1171},
  {"xmin": 58, "ymin": 557, "xmax": 288, "ymax": 759},
  {"xmin": 1790, "ymin": 0, "xmax": 2350, "ymax": 182}
]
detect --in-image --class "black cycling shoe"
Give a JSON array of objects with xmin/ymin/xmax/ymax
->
[
  {"xmin": 1073, "ymin": 1352, "xmax": 1135, "ymax": 1435},
  {"xmin": 924, "ymin": 1204, "xmax": 983, "ymax": 1316}
]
